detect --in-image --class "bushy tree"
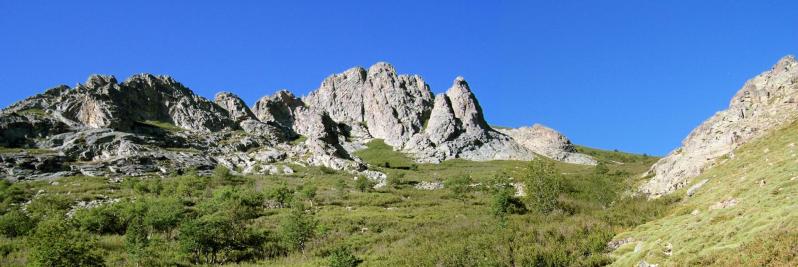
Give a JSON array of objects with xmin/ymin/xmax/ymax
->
[
  {"xmin": 279, "ymin": 202, "xmax": 317, "ymax": 253},
  {"xmin": 445, "ymin": 175, "xmax": 473, "ymax": 204},
  {"xmin": 524, "ymin": 159, "xmax": 563, "ymax": 214},
  {"xmin": 125, "ymin": 214, "xmax": 149, "ymax": 266},
  {"xmin": 179, "ymin": 187, "xmax": 269, "ymax": 265},
  {"xmin": 144, "ymin": 197, "xmax": 184, "ymax": 237},
  {"xmin": 28, "ymin": 217, "xmax": 105, "ymax": 267}
]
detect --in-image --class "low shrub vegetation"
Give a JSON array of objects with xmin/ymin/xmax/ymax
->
[{"xmin": 0, "ymin": 147, "xmax": 689, "ymax": 266}]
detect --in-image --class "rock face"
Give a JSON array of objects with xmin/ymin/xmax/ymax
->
[
  {"xmin": 641, "ymin": 55, "xmax": 798, "ymax": 197},
  {"xmin": 1, "ymin": 62, "xmax": 595, "ymax": 181},
  {"xmin": 215, "ymin": 92, "xmax": 257, "ymax": 123},
  {"xmin": 498, "ymin": 124, "xmax": 596, "ymax": 165}
]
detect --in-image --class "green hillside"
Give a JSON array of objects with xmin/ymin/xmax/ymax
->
[
  {"xmin": 611, "ymin": 121, "xmax": 798, "ymax": 266},
  {"xmin": 0, "ymin": 143, "xmax": 671, "ymax": 266}
]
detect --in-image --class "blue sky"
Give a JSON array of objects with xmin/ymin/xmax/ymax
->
[{"xmin": 1, "ymin": 1, "xmax": 796, "ymax": 155}]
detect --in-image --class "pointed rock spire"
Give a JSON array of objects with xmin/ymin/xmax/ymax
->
[
  {"xmin": 445, "ymin": 76, "xmax": 489, "ymax": 133},
  {"xmin": 214, "ymin": 92, "xmax": 257, "ymax": 123}
]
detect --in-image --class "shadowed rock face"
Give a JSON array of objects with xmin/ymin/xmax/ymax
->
[
  {"xmin": 641, "ymin": 55, "xmax": 798, "ymax": 197},
  {"xmin": 0, "ymin": 62, "xmax": 595, "ymax": 181}
]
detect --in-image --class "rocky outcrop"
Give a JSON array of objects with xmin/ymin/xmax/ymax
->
[
  {"xmin": 498, "ymin": 124, "xmax": 596, "ymax": 165},
  {"xmin": 1, "ymin": 62, "xmax": 596, "ymax": 181},
  {"xmin": 641, "ymin": 55, "xmax": 798, "ymax": 197},
  {"xmin": 215, "ymin": 92, "xmax": 257, "ymax": 123},
  {"xmin": 403, "ymin": 77, "xmax": 535, "ymax": 162},
  {"xmin": 303, "ymin": 62, "xmax": 433, "ymax": 147},
  {"xmin": 361, "ymin": 63, "xmax": 433, "ymax": 147},
  {"xmin": 252, "ymin": 90, "xmax": 304, "ymax": 128}
]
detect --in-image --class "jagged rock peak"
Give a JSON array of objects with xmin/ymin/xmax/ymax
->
[
  {"xmin": 641, "ymin": 55, "xmax": 798, "ymax": 197},
  {"xmin": 252, "ymin": 90, "xmax": 305, "ymax": 127},
  {"xmin": 367, "ymin": 61, "xmax": 397, "ymax": 77},
  {"xmin": 122, "ymin": 73, "xmax": 181, "ymax": 89},
  {"xmin": 445, "ymin": 76, "xmax": 489, "ymax": 132},
  {"xmin": 303, "ymin": 67, "xmax": 367, "ymax": 123},
  {"xmin": 215, "ymin": 92, "xmax": 256, "ymax": 123},
  {"xmin": 424, "ymin": 94, "xmax": 461, "ymax": 144},
  {"xmin": 84, "ymin": 75, "xmax": 118, "ymax": 88}
]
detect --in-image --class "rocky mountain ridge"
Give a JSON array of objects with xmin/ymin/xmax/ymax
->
[
  {"xmin": 0, "ymin": 62, "xmax": 595, "ymax": 181},
  {"xmin": 641, "ymin": 55, "xmax": 798, "ymax": 197}
]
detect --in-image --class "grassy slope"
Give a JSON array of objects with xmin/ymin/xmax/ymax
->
[
  {"xmin": 0, "ymin": 140, "xmax": 665, "ymax": 266},
  {"xmin": 611, "ymin": 121, "xmax": 798, "ymax": 266}
]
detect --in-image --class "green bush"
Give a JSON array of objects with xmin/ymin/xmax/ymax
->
[
  {"xmin": 144, "ymin": 197, "xmax": 183, "ymax": 235},
  {"xmin": 279, "ymin": 202, "xmax": 317, "ymax": 252},
  {"xmin": 491, "ymin": 189, "xmax": 526, "ymax": 220},
  {"xmin": 28, "ymin": 217, "xmax": 104, "ymax": 267},
  {"xmin": 355, "ymin": 177, "xmax": 375, "ymax": 192},
  {"xmin": 593, "ymin": 162, "xmax": 609, "ymax": 175},
  {"xmin": 73, "ymin": 204, "xmax": 126, "ymax": 235},
  {"xmin": 445, "ymin": 175, "xmax": 473, "ymax": 204},
  {"xmin": 328, "ymin": 245, "xmax": 361, "ymax": 267},
  {"xmin": 0, "ymin": 209, "xmax": 36, "ymax": 237},
  {"xmin": 524, "ymin": 159, "xmax": 563, "ymax": 213},
  {"xmin": 267, "ymin": 183, "xmax": 294, "ymax": 208}
]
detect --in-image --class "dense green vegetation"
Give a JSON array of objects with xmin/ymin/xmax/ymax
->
[
  {"xmin": 611, "ymin": 121, "xmax": 798, "ymax": 266},
  {"xmin": 0, "ymin": 143, "xmax": 675, "ymax": 266}
]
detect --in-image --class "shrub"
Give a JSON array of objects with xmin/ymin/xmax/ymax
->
[
  {"xmin": 593, "ymin": 162, "xmax": 609, "ymax": 175},
  {"xmin": 328, "ymin": 245, "xmax": 361, "ymax": 267},
  {"xmin": 144, "ymin": 197, "xmax": 183, "ymax": 236},
  {"xmin": 125, "ymin": 214, "xmax": 149, "ymax": 266},
  {"xmin": 0, "ymin": 209, "xmax": 36, "ymax": 237},
  {"xmin": 25, "ymin": 194, "xmax": 72, "ymax": 219},
  {"xmin": 355, "ymin": 177, "xmax": 375, "ymax": 192},
  {"xmin": 387, "ymin": 173, "xmax": 404, "ymax": 189},
  {"xmin": 212, "ymin": 165, "xmax": 241, "ymax": 185},
  {"xmin": 73, "ymin": 204, "xmax": 126, "ymax": 235},
  {"xmin": 28, "ymin": 217, "xmax": 104, "ymax": 267},
  {"xmin": 445, "ymin": 175, "xmax": 473, "ymax": 204},
  {"xmin": 491, "ymin": 189, "xmax": 526, "ymax": 220},
  {"xmin": 267, "ymin": 183, "xmax": 294, "ymax": 208},
  {"xmin": 524, "ymin": 159, "xmax": 563, "ymax": 214},
  {"xmin": 299, "ymin": 184, "xmax": 317, "ymax": 207},
  {"xmin": 279, "ymin": 203, "xmax": 317, "ymax": 253}
]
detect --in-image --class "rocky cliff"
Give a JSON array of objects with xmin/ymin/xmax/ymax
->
[
  {"xmin": 641, "ymin": 55, "xmax": 798, "ymax": 197},
  {"xmin": 0, "ymin": 63, "xmax": 595, "ymax": 181}
]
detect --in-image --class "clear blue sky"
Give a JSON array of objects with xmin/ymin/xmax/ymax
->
[{"xmin": 1, "ymin": 1, "xmax": 796, "ymax": 155}]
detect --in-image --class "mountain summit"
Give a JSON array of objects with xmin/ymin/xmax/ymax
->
[{"xmin": 0, "ymin": 63, "xmax": 595, "ymax": 181}]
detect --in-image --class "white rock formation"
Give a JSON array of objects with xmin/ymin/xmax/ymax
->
[
  {"xmin": 498, "ymin": 124, "xmax": 596, "ymax": 165},
  {"xmin": 641, "ymin": 55, "xmax": 798, "ymax": 197}
]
